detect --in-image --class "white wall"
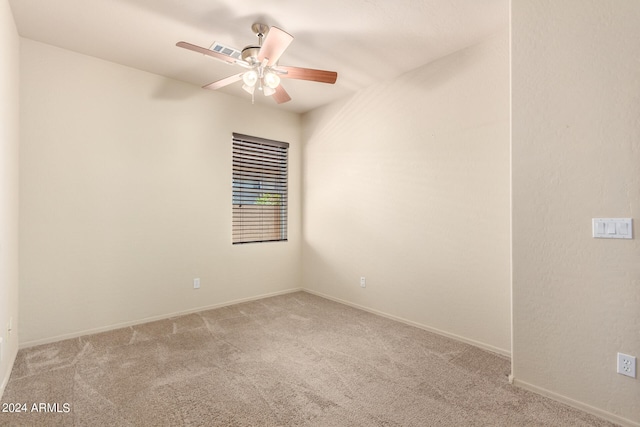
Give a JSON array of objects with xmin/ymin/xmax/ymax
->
[
  {"xmin": 512, "ymin": 1, "xmax": 640, "ymax": 425},
  {"xmin": 302, "ymin": 31, "xmax": 510, "ymax": 354},
  {"xmin": 19, "ymin": 39, "xmax": 302, "ymax": 345},
  {"xmin": 0, "ymin": 0, "xmax": 20, "ymax": 395}
]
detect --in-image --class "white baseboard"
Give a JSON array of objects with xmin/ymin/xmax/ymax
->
[
  {"xmin": 512, "ymin": 378, "xmax": 640, "ymax": 427},
  {"xmin": 302, "ymin": 289, "xmax": 511, "ymax": 358},
  {"xmin": 19, "ymin": 287, "xmax": 304, "ymax": 349}
]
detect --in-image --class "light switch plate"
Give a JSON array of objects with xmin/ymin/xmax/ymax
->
[{"xmin": 592, "ymin": 218, "xmax": 633, "ymax": 239}]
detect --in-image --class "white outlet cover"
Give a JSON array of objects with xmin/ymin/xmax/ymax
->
[{"xmin": 617, "ymin": 352, "xmax": 636, "ymax": 378}]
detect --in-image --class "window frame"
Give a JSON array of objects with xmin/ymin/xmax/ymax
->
[{"xmin": 231, "ymin": 133, "xmax": 289, "ymax": 245}]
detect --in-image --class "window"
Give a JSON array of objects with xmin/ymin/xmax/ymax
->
[{"xmin": 232, "ymin": 133, "xmax": 289, "ymax": 244}]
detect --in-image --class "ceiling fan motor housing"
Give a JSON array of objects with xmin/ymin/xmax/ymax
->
[{"xmin": 241, "ymin": 46, "xmax": 261, "ymax": 64}]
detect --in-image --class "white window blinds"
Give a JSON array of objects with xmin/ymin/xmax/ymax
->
[{"xmin": 232, "ymin": 133, "xmax": 289, "ymax": 244}]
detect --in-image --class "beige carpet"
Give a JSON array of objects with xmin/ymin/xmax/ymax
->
[{"xmin": 0, "ymin": 291, "xmax": 617, "ymax": 426}]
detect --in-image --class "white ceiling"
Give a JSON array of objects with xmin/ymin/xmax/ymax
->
[{"xmin": 9, "ymin": 0, "xmax": 508, "ymax": 113}]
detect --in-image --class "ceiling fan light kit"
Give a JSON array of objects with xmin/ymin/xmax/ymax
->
[{"xmin": 177, "ymin": 23, "xmax": 338, "ymax": 104}]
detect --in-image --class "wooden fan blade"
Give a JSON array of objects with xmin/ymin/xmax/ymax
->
[
  {"xmin": 176, "ymin": 41, "xmax": 235, "ymax": 64},
  {"xmin": 277, "ymin": 66, "xmax": 338, "ymax": 84},
  {"xmin": 203, "ymin": 73, "xmax": 243, "ymax": 90},
  {"xmin": 272, "ymin": 85, "xmax": 292, "ymax": 104},
  {"xmin": 258, "ymin": 27, "xmax": 293, "ymax": 66}
]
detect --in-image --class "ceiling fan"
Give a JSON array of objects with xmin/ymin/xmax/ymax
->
[{"xmin": 177, "ymin": 23, "xmax": 338, "ymax": 104}]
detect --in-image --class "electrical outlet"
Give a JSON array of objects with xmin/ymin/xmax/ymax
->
[
  {"xmin": 617, "ymin": 353, "xmax": 636, "ymax": 378},
  {"xmin": 193, "ymin": 278, "xmax": 200, "ymax": 289},
  {"xmin": 360, "ymin": 277, "xmax": 366, "ymax": 288}
]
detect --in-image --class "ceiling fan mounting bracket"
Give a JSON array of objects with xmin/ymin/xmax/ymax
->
[{"xmin": 251, "ymin": 23, "xmax": 269, "ymax": 41}]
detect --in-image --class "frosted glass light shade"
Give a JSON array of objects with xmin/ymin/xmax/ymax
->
[
  {"xmin": 263, "ymin": 71, "xmax": 280, "ymax": 89},
  {"xmin": 242, "ymin": 70, "xmax": 258, "ymax": 87}
]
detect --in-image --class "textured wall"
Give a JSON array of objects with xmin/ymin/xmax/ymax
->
[
  {"xmin": 0, "ymin": 0, "xmax": 20, "ymax": 395},
  {"xmin": 512, "ymin": 1, "xmax": 640, "ymax": 424},
  {"xmin": 19, "ymin": 39, "xmax": 302, "ymax": 345},
  {"xmin": 302, "ymin": 31, "xmax": 511, "ymax": 354}
]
